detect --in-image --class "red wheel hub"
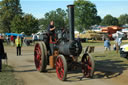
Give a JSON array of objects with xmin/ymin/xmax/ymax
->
[
  {"xmin": 34, "ymin": 44, "xmax": 42, "ymax": 71},
  {"xmin": 56, "ymin": 56, "xmax": 64, "ymax": 80},
  {"xmin": 82, "ymin": 55, "xmax": 92, "ymax": 77}
]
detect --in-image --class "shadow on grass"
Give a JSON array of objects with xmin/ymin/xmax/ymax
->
[
  {"xmin": 95, "ymin": 56, "xmax": 106, "ymax": 57},
  {"xmin": 17, "ymin": 65, "xmax": 34, "ymax": 68},
  {"xmin": 13, "ymin": 65, "xmax": 37, "ymax": 72},
  {"xmin": 65, "ymin": 56, "xmax": 128, "ymax": 82},
  {"xmin": 1, "ymin": 65, "xmax": 36, "ymax": 73},
  {"xmin": 94, "ymin": 59, "xmax": 128, "ymax": 79},
  {"xmin": 1, "ymin": 65, "xmax": 13, "ymax": 72},
  {"xmin": 13, "ymin": 69, "xmax": 37, "ymax": 73},
  {"xmin": 22, "ymin": 53, "xmax": 34, "ymax": 56}
]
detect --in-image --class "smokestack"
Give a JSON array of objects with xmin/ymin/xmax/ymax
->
[{"xmin": 67, "ymin": 5, "xmax": 74, "ymax": 41}]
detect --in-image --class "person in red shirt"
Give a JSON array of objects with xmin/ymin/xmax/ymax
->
[
  {"xmin": 10, "ymin": 35, "xmax": 14, "ymax": 46},
  {"xmin": 10, "ymin": 35, "xmax": 14, "ymax": 41}
]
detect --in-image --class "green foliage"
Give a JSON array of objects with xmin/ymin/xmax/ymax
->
[
  {"xmin": 100, "ymin": 14, "xmax": 119, "ymax": 26},
  {"xmin": 23, "ymin": 14, "xmax": 39, "ymax": 35},
  {"xmin": 0, "ymin": 0, "xmax": 23, "ymax": 32},
  {"xmin": 11, "ymin": 15, "xmax": 23, "ymax": 33},
  {"xmin": 11, "ymin": 14, "xmax": 39, "ymax": 35},
  {"xmin": 95, "ymin": 16, "xmax": 102, "ymax": 25},
  {"xmin": 74, "ymin": 0, "xmax": 99, "ymax": 32},
  {"xmin": 39, "ymin": 0, "xmax": 100, "ymax": 32},
  {"xmin": 39, "ymin": 8, "xmax": 67, "ymax": 30},
  {"xmin": 118, "ymin": 14, "xmax": 128, "ymax": 26}
]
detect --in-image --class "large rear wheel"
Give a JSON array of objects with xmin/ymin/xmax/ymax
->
[
  {"xmin": 56, "ymin": 55, "xmax": 67, "ymax": 81},
  {"xmin": 34, "ymin": 42, "xmax": 47, "ymax": 72},
  {"xmin": 81, "ymin": 53, "xmax": 95, "ymax": 78}
]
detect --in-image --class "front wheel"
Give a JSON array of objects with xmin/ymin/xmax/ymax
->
[
  {"xmin": 56, "ymin": 55, "xmax": 67, "ymax": 81},
  {"xmin": 34, "ymin": 42, "xmax": 47, "ymax": 72},
  {"xmin": 81, "ymin": 53, "xmax": 95, "ymax": 78}
]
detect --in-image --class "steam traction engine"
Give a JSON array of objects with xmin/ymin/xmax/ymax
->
[{"xmin": 34, "ymin": 5, "xmax": 95, "ymax": 81}]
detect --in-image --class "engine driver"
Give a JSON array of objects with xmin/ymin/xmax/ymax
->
[{"xmin": 48, "ymin": 21, "xmax": 56, "ymax": 55}]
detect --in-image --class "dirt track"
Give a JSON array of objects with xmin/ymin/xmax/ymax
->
[{"xmin": 5, "ymin": 46, "xmax": 128, "ymax": 85}]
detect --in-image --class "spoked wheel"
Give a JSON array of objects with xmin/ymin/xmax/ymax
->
[
  {"xmin": 81, "ymin": 53, "xmax": 95, "ymax": 78},
  {"xmin": 56, "ymin": 55, "xmax": 67, "ymax": 81},
  {"xmin": 34, "ymin": 42, "xmax": 47, "ymax": 72}
]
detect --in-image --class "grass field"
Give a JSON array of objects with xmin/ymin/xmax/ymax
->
[
  {"xmin": 92, "ymin": 51, "xmax": 128, "ymax": 63},
  {"xmin": 91, "ymin": 51, "xmax": 128, "ymax": 78},
  {"xmin": 82, "ymin": 40, "xmax": 128, "ymax": 47},
  {"xmin": 86, "ymin": 40, "xmax": 128, "ymax": 70},
  {"xmin": 0, "ymin": 64, "xmax": 23, "ymax": 85},
  {"xmin": 81, "ymin": 40, "xmax": 128, "ymax": 78}
]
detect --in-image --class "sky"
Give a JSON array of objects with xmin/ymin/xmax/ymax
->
[{"xmin": 1, "ymin": 0, "xmax": 128, "ymax": 19}]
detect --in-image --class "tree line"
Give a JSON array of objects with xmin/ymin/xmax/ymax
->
[
  {"xmin": 39, "ymin": 0, "xmax": 128, "ymax": 32},
  {"xmin": 0, "ymin": 0, "xmax": 38, "ymax": 35},
  {"xmin": 101, "ymin": 14, "xmax": 128, "ymax": 26},
  {"xmin": 0, "ymin": 0, "xmax": 128, "ymax": 35}
]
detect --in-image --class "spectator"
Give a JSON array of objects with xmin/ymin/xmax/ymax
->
[
  {"xmin": 0, "ymin": 38, "xmax": 5, "ymax": 72},
  {"xmin": 104, "ymin": 38, "xmax": 111, "ymax": 51},
  {"xmin": 115, "ymin": 38, "xmax": 122, "ymax": 53},
  {"xmin": 102, "ymin": 35, "xmax": 105, "ymax": 41},
  {"xmin": 23, "ymin": 37, "xmax": 30, "ymax": 46},
  {"xmin": 113, "ymin": 44, "xmax": 116, "ymax": 51},
  {"xmin": 32, "ymin": 33, "xmax": 38, "ymax": 42},
  {"xmin": 21, "ymin": 35, "xmax": 24, "ymax": 44},
  {"xmin": 10, "ymin": 35, "xmax": 14, "ymax": 46},
  {"xmin": 15, "ymin": 36, "xmax": 22, "ymax": 56},
  {"xmin": 6, "ymin": 35, "xmax": 10, "ymax": 45}
]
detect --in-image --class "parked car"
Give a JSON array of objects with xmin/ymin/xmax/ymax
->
[{"xmin": 120, "ymin": 44, "xmax": 128, "ymax": 59}]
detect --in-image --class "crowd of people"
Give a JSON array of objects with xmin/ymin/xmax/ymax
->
[
  {"xmin": 104, "ymin": 31, "xmax": 123, "ymax": 52},
  {"xmin": 5, "ymin": 35, "xmax": 22, "ymax": 46}
]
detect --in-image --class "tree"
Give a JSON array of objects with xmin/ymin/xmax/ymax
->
[
  {"xmin": 74, "ymin": 0, "xmax": 98, "ymax": 32},
  {"xmin": 118, "ymin": 14, "xmax": 128, "ymax": 26},
  {"xmin": 39, "ymin": 8, "xmax": 67, "ymax": 30},
  {"xmin": 95, "ymin": 16, "xmax": 102, "ymax": 25},
  {"xmin": 11, "ymin": 14, "xmax": 39, "ymax": 35},
  {"xmin": 100, "ymin": 14, "xmax": 119, "ymax": 26},
  {"xmin": 11, "ymin": 15, "xmax": 24, "ymax": 33},
  {"xmin": 22, "ymin": 14, "xmax": 39, "ymax": 35},
  {"xmin": 39, "ymin": 18, "xmax": 47, "ymax": 30},
  {"xmin": 0, "ymin": 0, "xmax": 23, "ymax": 32}
]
